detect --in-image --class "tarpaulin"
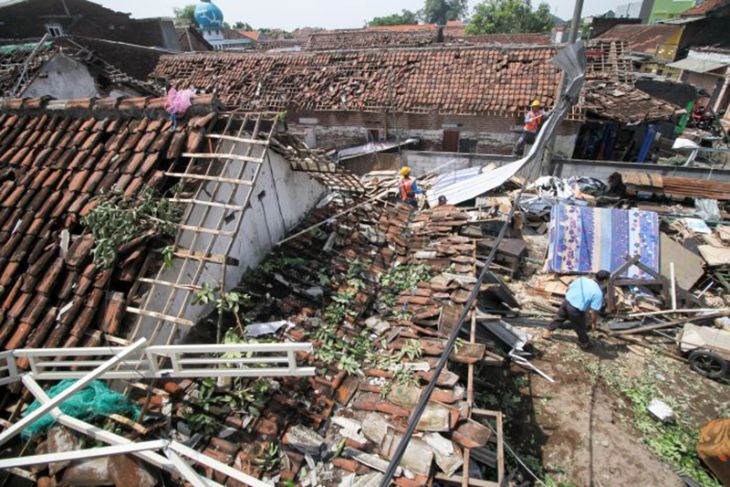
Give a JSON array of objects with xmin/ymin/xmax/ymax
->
[{"xmin": 546, "ymin": 204, "xmax": 660, "ymax": 277}]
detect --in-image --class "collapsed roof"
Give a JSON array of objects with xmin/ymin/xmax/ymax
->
[
  {"xmin": 152, "ymin": 40, "xmax": 677, "ymax": 125},
  {"xmin": 0, "ymin": 93, "xmax": 360, "ymax": 359},
  {"xmin": 0, "ymin": 38, "xmax": 161, "ymax": 97},
  {"xmin": 152, "ymin": 46, "xmax": 561, "ymax": 116},
  {"xmin": 0, "ymin": 95, "xmax": 217, "ymax": 354},
  {"xmin": 306, "ymin": 29, "xmax": 441, "ymax": 51}
]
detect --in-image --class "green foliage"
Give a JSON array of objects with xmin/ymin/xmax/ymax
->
[
  {"xmin": 173, "ymin": 4, "xmax": 196, "ymax": 25},
  {"xmin": 421, "ymin": 0, "xmax": 468, "ymax": 25},
  {"xmin": 184, "ymin": 411, "xmax": 219, "ymax": 435},
  {"xmin": 466, "ymin": 0, "xmax": 554, "ymax": 34},
  {"xmin": 193, "ymin": 285, "xmax": 251, "ymax": 313},
  {"xmin": 82, "ymin": 188, "xmax": 182, "ymax": 268},
  {"xmin": 193, "ymin": 285, "xmax": 252, "ymax": 333},
  {"xmin": 543, "ymin": 474, "xmax": 578, "ymax": 487},
  {"xmin": 369, "ymin": 9, "xmax": 420, "ymax": 26},
  {"xmin": 255, "ymin": 442, "xmax": 281, "ymax": 473},
  {"xmin": 161, "ymin": 245, "xmax": 175, "ymax": 269},
  {"xmin": 381, "ymin": 264, "xmax": 432, "ymax": 292},
  {"xmin": 380, "ymin": 263, "xmax": 432, "ymax": 309},
  {"xmin": 567, "ymin": 351, "xmax": 722, "ymax": 487},
  {"xmin": 185, "ymin": 373, "xmax": 275, "ymax": 434},
  {"xmin": 260, "ymin": 256, "xmax": 308, "ymax": 273},
  {"xmin": 233, "ymin": 21, "xmax": 253, "ymax": 30},
  {"xmin": 192, "ymin": 283, "xmax": 216, "ymax": 306},
  {"xmin": 377, "ymin": 339, "xmax": 423, "ymax": 396}
]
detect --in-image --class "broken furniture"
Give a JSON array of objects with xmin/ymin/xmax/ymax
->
[
  {"xmin": 605, "ymin": 255, "xmax": 706, "ymax": 314},
  {"xmin": 477, "ymin": 238, "xmax": 527, "ymax": 278}
]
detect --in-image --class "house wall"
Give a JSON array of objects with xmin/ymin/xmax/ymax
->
[
  {"xmin": 23, "ymin": 54, "xmax": 99, "ymax": 99},
  {"xmin": 679, "ymin": 14, "xmax": 730, "ymax": 58},
  {"xmin": 136, "ymin": 146, "xmax": 326, "ymax": 346},
  {"xmin": 685, "ymin": 71, "xmax": 725, "ymax": 103},
  {"xmin": 22, "ymin": 53, "xmax": 144, "ymax": 99},
  {"xmin": 647, "ymin": 0, "xmax": 695, "ymax": 23},
  {"xmin": 0, "ymin": 0, "xmax": 179, "ymax": 50},
  {"xmin": 403, "ymin": 150, "xmax": 730, "ymax": 181},
  {"xmin": 287, "ymin": 111, "xmax": 580, "ymax": 157}
]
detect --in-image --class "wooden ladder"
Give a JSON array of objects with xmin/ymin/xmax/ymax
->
[{"xmin": 126, "ymin": 111, "xmax": 280, "ymax": 347}]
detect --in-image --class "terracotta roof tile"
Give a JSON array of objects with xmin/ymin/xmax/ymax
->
[
  {"xmin": 0, "ymin": 96, "xmax": 220, "ymax": 352},
  {"xmin": 307, "ymin": 29, "xmax": 440, "ymax": 50},
  {"xmin": 153, "ymin": 46, "xmax": 562, "ymax": 115},
  {"xmin": 681, "ymin": 0, "xmax": 730, "ymax": 16}
]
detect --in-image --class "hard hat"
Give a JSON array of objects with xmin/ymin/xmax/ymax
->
[
  {"xmin": 400, "ymin": 167, "xmax": 411, "ymax": 177},
  {"xmin": 531, "ymin": 100, "xmax": 541, "ymax": 108}
]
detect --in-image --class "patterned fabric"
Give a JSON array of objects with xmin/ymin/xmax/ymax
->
[{"xmin": 547, "ymin": 204, "xmax": 659, "ymax": 277}]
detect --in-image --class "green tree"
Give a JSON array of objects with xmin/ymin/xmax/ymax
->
[
  {"xmin": 173, "ymin": 4, "xmax": 196, "ymax": 26},
  {"xmin": 233, "ymin": 21, "xmax": 253, "ymax": 30},
  {"xmin": 369, "ymin": 9, "xmax": 419, "ymax": 26},
  {"xmin": 466, "ymin": 0, "xmax": 554, "ymax": 34},
  {"xmin": 421, "ymin": 0, "xmax": 468, "ymax": 25}
]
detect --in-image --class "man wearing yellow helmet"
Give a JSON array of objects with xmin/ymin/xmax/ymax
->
[
  {"xmin": 513, "ymin": 100, "xmax": 545, "ymax": 156},
  {"xmin": 399, "ymin": 166, "xmax": 424, "ymax": 207}
]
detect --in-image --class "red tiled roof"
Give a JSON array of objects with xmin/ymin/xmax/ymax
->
[
  {"xmin": 596, "ymin": 24, "xmax": 682, "ymax": 54},
  {"xmin": 153, "ymin": 46, "xmax": 561, "ymax": 115},
  {"xmin": 446, "ymin": 33, "xmax": 552, "ymax": 45},
  {"xmin": 306, "ymin": 29, "xmax": 440, "ymax": 50},
  {"xmin": 443, "ymin": 20, "xmax": 466, "ymax": 36},
  {"xmin": 0, "ymin": 38, "xmax": 161, "ymax": 97},
  {"xmin": 681, "ymin": 0, "xmax": 730, "ymax": 16},
  {"xmin": 0, "ymin": 95, "xmax": 216, "ymax": 352},
  {"xmin": 365, "ymin": 24, "xmax": 438, "ymax": 32},
  {"xmin": 239, "ymin": 30, "xmax": 261, "ymax": 41}
]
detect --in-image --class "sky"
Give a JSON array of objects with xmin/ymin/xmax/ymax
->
[{"xmin": 97, "ymin": 0, "xmax": 625, "ymax": 31}]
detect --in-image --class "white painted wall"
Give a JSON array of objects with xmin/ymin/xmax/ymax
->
[
  {"xmin": 23, "ymin": 54, "xmax": 98, "ymax": 99},
  {"xmin": 134, "ymin": 144, "xmax": 326, "ymax": 346}
]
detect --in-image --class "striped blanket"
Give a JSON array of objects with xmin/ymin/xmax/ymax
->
[{"xmin": 546, "ymin": 204, "xmax": 659, "ymax": 277}]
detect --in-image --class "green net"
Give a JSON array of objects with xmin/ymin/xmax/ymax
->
[
  {"xmin": 21, "ymin": 380, "xmax": 140, "ymax": 439},
  {"xmin": 0, "ymin": 42, "xmax": 53, "ymax": 55}
]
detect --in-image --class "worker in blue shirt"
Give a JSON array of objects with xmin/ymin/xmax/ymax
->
[{"xmin": 542, "ymin": 271, "xmax": 610, "ymax": 350}]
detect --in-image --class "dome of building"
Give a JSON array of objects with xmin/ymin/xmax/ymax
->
[{"xmin": 194, "ymin": 0, "xmax": 224, "ymax": 31}]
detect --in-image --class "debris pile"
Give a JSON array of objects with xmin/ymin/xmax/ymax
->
[{"xmin": 94, "ymin": 197, "xmax": 512, "ymax": 486}]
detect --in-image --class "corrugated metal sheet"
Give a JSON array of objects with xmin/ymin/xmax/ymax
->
[
  {"xmin": 622, "ymin": 172, "xmax": 730, "ymax": 200},
  {"xmin": 667, "ymin": 57, "xmax": 728, "ymax": 73},
  {"xmin": 427, "ymin": 43, "xmax": 588, "ymax": 206}
]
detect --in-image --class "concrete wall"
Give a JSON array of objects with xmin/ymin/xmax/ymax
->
[
  {"xmin": 288, "ymin": 110, "xmax": 580, "ymax": 157},
  {"xmin": 136, "ymin": 144, "xmax": 326, "ymax": 346},
  {"xmin": 404, "ymin": 150, "xmax": 730, "ymax": 182},
  {"xmin": 23, "ymin": 54, "xmax": 99, "ymax": 99},
  {"xmin": 551, "ymin": 158, "xmax": 730, "ymax": 181},
  {"xmin": 23, "ymin": 53, "xmax": 143, "ymax": 100}
]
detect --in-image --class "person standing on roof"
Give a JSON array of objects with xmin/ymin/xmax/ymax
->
[
  {"xmin": 542, "ymin": 271, "xmax": 610, "ymax": 350},
  {"xmin": 399, "ymin": 167, "xmax": 424, "ymax": 208},
  {"xmin": 513, "ymin": 100, "xmax": 546, "ymax": 156}
]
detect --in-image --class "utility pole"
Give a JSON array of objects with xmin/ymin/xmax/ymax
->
[{"xmin": 568, "ymin": 0, "xmax": 585, "ymax": 43}]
